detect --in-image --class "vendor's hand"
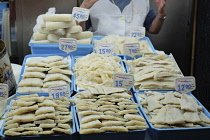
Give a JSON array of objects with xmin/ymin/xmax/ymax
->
[
  {"xmin": 154, "ymin": 0, "xmax": 166, "ymax": 17},
  {"xmin": 80, "ymin": 0, "xmax": 99, "ymax": 9}
]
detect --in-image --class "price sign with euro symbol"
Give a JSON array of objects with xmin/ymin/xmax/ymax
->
[
  {"xmin": 72, "ymin": 7, "xmax": 90, "ymax": 22},
  {"xmin": 59, "ymin": 38, "xmax": 77, "ymax": 54},
  {"xmin": 113, "ymin": 74, "xmax": 134, "ymax": 89},
  {"xmin": 130, "ymin": 27, "xmax": 145, "ymax": 39},
  {"xmin": 96, "ymin": 43, "xmax": 115, "ymax": 57},
  {"xmin": 124, "ymin": 43, "xmax": 140, "ymax": 58},
  {"xmin": 175, "ymin": 76, "xmax": 196, "ymax": 94},
  {"xmin": 49, "ymin": 84, "xmax": 70, "ymax": 99}
]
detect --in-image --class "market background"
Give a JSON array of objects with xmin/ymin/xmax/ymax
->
[{"xmin": 0, "ymin": 0, "xmax": 210, "ymax": 110}]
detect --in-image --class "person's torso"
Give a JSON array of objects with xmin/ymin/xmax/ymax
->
[{"xmin": 90, "ymin": 0, "xmax": 150, "ymax": 36}]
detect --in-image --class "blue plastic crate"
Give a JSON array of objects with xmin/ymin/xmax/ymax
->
[
  {"xmin": 124, "ymin": 54, "xmax": 184, "ymax": 93},
  {"xmin": 29, "ymin": 39, "xmax": 93, "ymax": 56},
  {"xmin": 0, "ymin": 97, "xmax": 76, "ymax": 140},
  {"xmin": 16, "ymin": 54, "xmax": 74, "ymax": 97},
  {"xmin": 72, "ymin": 55, "xmax": 127, "ymax": 92},
  {"xmin": 134, "ymin": 91, "xmax": 210, "ymax": 140},
  {"xmin": 92, "ymin": 36, "xmax": 157, "ymax": 59},
  {"xmin": 73, "ymin": 97, "xmax": 148, "ymax": 140}
]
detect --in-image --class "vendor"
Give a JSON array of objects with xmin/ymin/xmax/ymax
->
[{"xmin": 80, "ymin": 0, "xmax": 167, "ymax": 36}]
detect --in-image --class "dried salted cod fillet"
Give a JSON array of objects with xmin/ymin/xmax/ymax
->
[
  {"xmin": 152, "ymin": 91, "xmax": 165, "ymax": 101},
  {"xmin": 14, "ymin": 105, "xmax": 38, "ymax": 115},
  {"xmin": 150, "ymin": 106, "xmax": 166, "ymax": 124},
  {"xmin": 48, "ymin": 68, "xmax": 73, "ymax": 75},
  {"xmin": 80, "ymin": 128, "xmax": 102, "ymax": 134},
  {"xmin": 154, "ymin": 71, "xmax": 175, "ymax": 81},
  {"xmin": 81, "ymin": 120, "xmax": 103, "ymax": 129},
  {"xmin": 13, "ymin": 113, "xmax": 36, "ymax": 123},
  {"xmin": 147, "ymin": 96, "xmax": 163, "ymax": 112},
  {"xmin": 185, "ymin": 94, "xmax": 203, "ymax": 110},
  {"xmin": 154, "ymin": 124, "xmax": 170, "ymax": 128},
  {"xmin": 180, "ymin": 94, "xmax": 197, "ymax": 112},
  {"xmin": 101, "ymin": 126, "xmax": 128, "ymax": 132},
  {"xmin": 138, "ymin": 67, "xmax": 169, "ymax": 76},
  {"xmin": 25, "ymin": 67, "xmax": 49, "ymax": 72},
  {"xmin": 134, "ymin": 72, "xmax": 155, "ymax": 82},
  {"xmin": 24, "ymin": 57, "xmax": 46, "ymax": 67},
  {"xmin": 165, "ymin": 105, "xmax": 185, "ymax": 124},
  {"xmin": 173, "ymin": 92, "xmax": 182, "ymax": 98},
  {"xmin": 95, "ymin": 86, "xmax": 105, "ymax": 94},
  {"xmin": 144, "ymin": 81, "xmax": 175, "ymax": 89},
  {"xmin": 183, "ymin": 111, "xmax": 201, "ymax": 123},
  {"xmin": 87, "ymin": 87, "xmax": 99, "ymax": 95},
  {"xmin": 199, "ymin": 111, "xmax": 210, "ymax": 124},
  {"xmin": 163, "ymin": 92, "xmax": 180, "ymax": 105}
]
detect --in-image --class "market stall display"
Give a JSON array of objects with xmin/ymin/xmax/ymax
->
[
  {"xmin": 0, "ymin": 94, "xmax": 75, "ymax": 138},
  {"xmin": 16, "ymin": 54, "xmax": 73, "ymax": 96},
  {"xmin": 93, "ymin": 35, "xmax": 156, "ymax": 55},
  {"xmin": 124, "ymin": 54, "xmax": 183, "ymax": 91},
  {"xmin": 74, "ymin": 86, "xmax": 148, "ymax": 139},
  {"xmin": 73, "ymin": 53, "xmax": 125, "ymax": 91}
]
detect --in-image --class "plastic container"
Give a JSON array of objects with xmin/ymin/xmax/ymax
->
[
  {"xmin": 92, "ymin": 36, "xmax": 157, "ymax": 59},
  {"xmin": 0, "ymin": 2, "xmax": 8, "ymax": 19},
  {"xmin": 29, "ymin": 40, "xmax": 93, "ymax": 56},
  {"xmin": 0, "ymin": 97, "xmax": 76, "ymax": 140},
  {"xmin": 16, "ymin": 54, "xmax": 74, "ymax": 97},
  {"xmin": 124, "ymin": 54, "xmax": 184, "ymax": 93},
  {"xmin": 72, "ymin": 55, "xmax": 127, "ymax": 92},
  {"xmin": 73, "ymin": 98, "xmax": 148, "ymax": 140},
  {"xmin": 134, "ymin": 91, "xmax": 210, "ymax": 140}
]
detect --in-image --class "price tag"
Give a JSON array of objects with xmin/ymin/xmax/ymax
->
[
  {"xmin": 72, "ymin": 7, "xmax": 90, "ymax": 22},
  {"xmin": 175, "ymin": 76, "xmax": 196, "ymax": 94},
  {"xmin": 96, "ymin": 43, "xmax": 115, "ymax": 56},
  {"xmin": 124, "ymin": 43, "xmax": 140, "ymax": 58},
  {"xmin": 130, "ymin": 27, "xmax": 145, "ymax": 39},
  {"xmin": 113, "ymin": 74, "xmax": 134, "ymax": 89},
  {"xmin": 49, "ymin": 84, "xmax": 70, "ymax": 99},
  {"xmin": 59, "ymin": 38, "xmax": 77, "ymax": 54}
]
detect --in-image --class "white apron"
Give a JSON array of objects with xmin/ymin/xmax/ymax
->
[{"xmin": 89, "ymin": 0, "xmax": 150, "ymax": 36}]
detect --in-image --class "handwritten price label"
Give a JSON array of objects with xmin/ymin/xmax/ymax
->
[
  {"xmin": 96, "ymin": 43, "xmax": 114, "ymax": 57},
  {"xmin": 72, "ymin": 7, "xmax": 89, "ymax": 22},
  {"xmin": 49, "ymin": 84, "xmax": 70, "ymax": 99},
  {"xmin": 175, "ymin": 76, "xmax": 196, "ymax": 94},
  {"xmin": 113, "ymin": 74, "xmax": 134, "ymax": 89},
  {"xmin": 130, "ymin": 27, "xmax": 145, "ymax": 39},
  {"xmin": 59, "ymin": 38, "xmax": 77, "ymax": 54},
  {"xmin": 124, "ymin": 43, "xmax": 140, "ymax": 58}
]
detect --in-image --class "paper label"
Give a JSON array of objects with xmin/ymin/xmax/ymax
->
[
  {"xmin": 72, "ymin": 7, "xmax": 90, "ymax": 22},
  {"xmin": 59, "ymin": 38, "xmax": 77, "ymax": 54},
  {"xmin": 130, "ymin": 27, "xmax": 145, "ymax": 39},
  {"xmin": 96, "ymin": 43, "xmax": 114, "ymax": 57},
  {"xmin": 175, "ymin": 76, "xmax": 196, "ymax": 94},
  {"xmin": 123, "ymin": 43, "xmax": 140, "ymax": 57},
  {"xmin": 113, "ymin": 74, "xmax": 134, "ymax": 89},
  {"xmin": 49, "ymin": 84, "xmax": 70, "ymax": 99}
]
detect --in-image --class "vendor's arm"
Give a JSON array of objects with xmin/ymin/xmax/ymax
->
[
  {"xmin": 149, "ymin": 0, "xmax": 166, "ymax": 34},
  {"xmin": 79, "ymin": 0, "xmax": 98, "ymax": 31}
]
